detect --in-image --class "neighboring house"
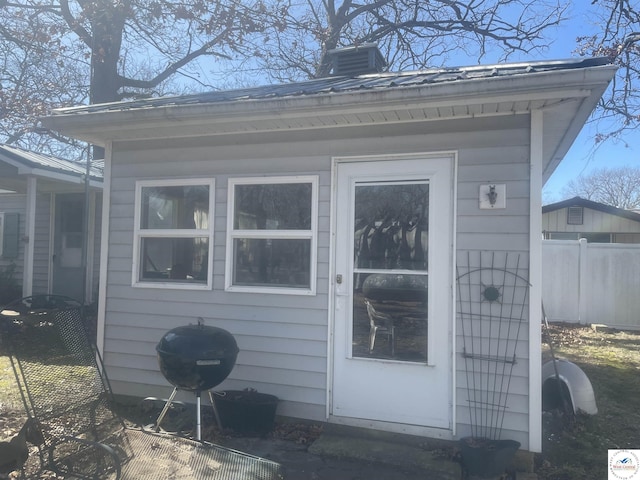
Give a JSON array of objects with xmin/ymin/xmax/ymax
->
[
  {"xmin": 0, "ymin": 144, "xmax": 103, "ymax": 303},
  {"xmin": 543, "ymin": 196, "xmax": 640, "ymax": 243},
  {"xmin": 40, "ymin": 46, "xmax": 616, "ymax": 454}
]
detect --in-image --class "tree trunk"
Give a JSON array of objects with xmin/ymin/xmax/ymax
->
[{"xmin": 88, "ymin": 1, "xmax": 127, "ymax": 158}]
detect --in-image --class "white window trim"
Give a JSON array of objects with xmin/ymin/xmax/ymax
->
[
  {"xmin": 132, "ymin": 178, "xmax": 215, "ymax": 290},
  {"xmin": 225, "ymin": 175, "xmax": 318, "ymax": 295}
]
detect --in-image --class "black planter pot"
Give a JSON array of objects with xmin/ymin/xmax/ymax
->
[
  {"xmin": 458, "ymin": 437, "xmax": 520, "ymax": 478},
  {"xmin": 214, "ymin": 390, "xmax": 279, "ymax": 434}
]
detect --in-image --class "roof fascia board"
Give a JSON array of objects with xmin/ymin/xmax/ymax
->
[
  {"xmin": 1, "ymin": 151, "xmax": 102, "ymax": 185},
  {"xmin": 37, "ymin": 88, "xmax": 591, "ymax": 145},
  {"xmin": 542, "ymin": 78, "xmax": 613, "ymax": 182},
  {"xmin": 42, "ymin": 65, "xmax": 617, "ymax": 145},
  {"xmin": 0, "ymin": 153, "xmax": 28, "ymax": 171},
  {"xmin": 15, "ymin": 165, "xmax": 102, "ymax": 187}
]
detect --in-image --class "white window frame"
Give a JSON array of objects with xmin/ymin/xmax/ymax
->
[
  {"xmin": 132, "ymin": 178, "xmax": 215, "ymax": 290},
  {"xmin": 225, "ymin": 175, "xmax": 318, "ymax": 295}
]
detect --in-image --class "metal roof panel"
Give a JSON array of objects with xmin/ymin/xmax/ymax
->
[
  {"xmin": 52, "ymin": 58, "xmax": 612, "ymax": 116},
  {"xmin": 0, "ymin": 144, "xmax": 103, "ymax": 180}
]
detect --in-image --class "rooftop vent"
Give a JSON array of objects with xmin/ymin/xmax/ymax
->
[{"xmin": 328, "ymin": 44, "xmax": 387, "ymax": 76}]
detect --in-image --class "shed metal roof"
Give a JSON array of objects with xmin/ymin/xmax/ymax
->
[{"xmin": 54, "ymin": 57, "xmax": 611, "ymax": 115}]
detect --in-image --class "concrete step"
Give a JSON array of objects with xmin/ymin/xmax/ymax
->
[
  {"xmin": 307, "ymin": 428, "xmax": 539, "ymax": 480},
  {"xmin": 309, "ymin": 432, "xmax": 461, "ymax": 479}
]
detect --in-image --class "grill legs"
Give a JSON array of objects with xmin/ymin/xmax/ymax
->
[
  {"xmin": 154, "ymin": 387, "xmax": 179, "ymax": 433},
  {"xmin": 154, "ymin": 388, "xmax": 222, "ymax": 441}
]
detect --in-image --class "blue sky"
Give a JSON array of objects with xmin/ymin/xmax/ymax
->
[
  {"xmin": 528, "ymin": 8, "xmax": 639, "ymax": 203},
  {"xmin": 444, "ymin": 4, "xmax": 639, "ymax": 203}
]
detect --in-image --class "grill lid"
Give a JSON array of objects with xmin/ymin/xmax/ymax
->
[
  {"xmin": 156, "ymin": 324, "xmax": 239, "ymax": 360},
  {"xmin": 156, "ymin": 321, "xmax": 239, "ymax": 392}
]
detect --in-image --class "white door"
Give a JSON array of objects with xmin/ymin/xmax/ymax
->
[{"xmin": 331, "ymin": 154, "xmax": 455, "ymax": 431}]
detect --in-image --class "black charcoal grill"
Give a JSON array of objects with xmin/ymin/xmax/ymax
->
[{"xmin": 155, "ymin": 318, "xmax": 239, "ymax": 439}]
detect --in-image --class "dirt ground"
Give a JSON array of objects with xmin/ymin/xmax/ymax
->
[{"xmin": 2, "ymin": 322, "xmax": 639, "ymax": 479}]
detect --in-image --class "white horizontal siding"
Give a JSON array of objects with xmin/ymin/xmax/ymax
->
[{"xmin": 543, "ymin": 207, "xmax": 640, "ymax": 234}]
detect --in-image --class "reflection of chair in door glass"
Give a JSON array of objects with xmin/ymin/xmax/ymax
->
[{"xmin": 364, "ymin": 299, "xmax": 396, "ymax": 356}]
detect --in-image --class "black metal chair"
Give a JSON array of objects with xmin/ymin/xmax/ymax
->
[{"xmin": 0, "ymin": 295, "xmax": 283, "ymax": 479}]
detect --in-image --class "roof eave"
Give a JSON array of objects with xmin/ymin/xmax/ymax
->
[
  {"xmin": 0, "ymin": 147, "xmax": 103, "ymax": 186},
  {"xmin": 541, "ymin": 73, "xmax": 613, "ymax": 183},
  {"xmin": 40, "ymin": 65, "xmax": 617, "ymax": 166}
]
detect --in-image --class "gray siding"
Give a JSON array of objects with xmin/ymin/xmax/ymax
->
[
  {"xmin": 456, "ymin": 132, "xmax": 531, "ymax": 448},
  {"xmin": 33, "ymin": 194, "xmax": 52, "ymax": 294},
  {"xmin": 0, "ymin": 194, "xmax": 26, "ymax": 285},
  {"xmin": 0, "ymin": 193, "xmax": 53, "ymax": 297},
  {"xmin": 104, "ymin": 115, "xmax": 533, "ymax": 446}
]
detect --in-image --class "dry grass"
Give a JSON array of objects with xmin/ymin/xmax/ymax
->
[
  {"xmin": 2, "ymin": 323, "xmax": 639, "ymax": 479},
  {"xmin": 537, "ymin": 323, "xmax": 640, "ymax": 479}
]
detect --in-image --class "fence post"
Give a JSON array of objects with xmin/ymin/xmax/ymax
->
[{"xmin": 578, "ymin": 238, "xmax": 588, "ymax": 324}]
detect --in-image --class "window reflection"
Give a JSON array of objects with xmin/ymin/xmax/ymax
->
[
  {"xmin": 234, "ymin": 183, "xmax": 312, "ymax": 230},
  {"xmin": 142, "ymin": 185, "xmax": 209, "ymax": 230},
  {"xmin": 135, "ymin": 181, "xmax": 212, "ymax": 286},
  {"xmin": 354, "ymin": 183, "xmax": 429, "ymax": 271},
  {"xmin": 352, "ymin": 274, "xmax": 428, "ymax": 362},
  {"xmin": 229, "ymin": 178, "xmax": 316, "ymax": 292},
  {"xmin": 140, "ymin": 237, "xmax": 208, "ymax": 282},
  {"xmin": 352, "ymin": 181, "xmax": 429, "ymax": 363},
  {"xmin": 233, "ymin": 238, "xmax": 311, "ymax": 288}
]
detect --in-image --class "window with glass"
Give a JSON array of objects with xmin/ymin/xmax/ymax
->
[
  {"xmin": 226, "ymin": 176, "xmax": 318, "ymax": 294},
  {"xmin": 352, "ymin": 181, "xmax": 429, "ymax": 363},
  {"xmin": 133, "ymin": 179, "xmax": 214, "ymax": 288}
]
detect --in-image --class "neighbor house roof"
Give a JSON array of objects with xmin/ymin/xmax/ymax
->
[
  {"xmin": 0, "ymin": 144, "xmax": 103, "ymax": 193},
  {"xmin": 40, "ymin": 57, "xmax": 618, "ymax": 183},
  {"xmin": 543, "ymin": 196, "xmax": 640, "ymax": 223}
]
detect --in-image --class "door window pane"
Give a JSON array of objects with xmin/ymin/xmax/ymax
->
[
  {"xmin": 354, "ymin": 183, "xmax": 429, "ymax": 271},
  {"xmin": 353, "ymin": 181, "xmax": 429, "ymax": 362}
]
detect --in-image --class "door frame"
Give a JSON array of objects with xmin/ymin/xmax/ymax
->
[
  {"xmin": 49, "ymin": 191, "xmax": 98, "ymax": 303},
  {"xmin": 327, "ymin": 151, "xmax": 458, "ymax": 438}
]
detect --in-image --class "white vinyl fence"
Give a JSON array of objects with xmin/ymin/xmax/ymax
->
[{"xmin": 542, "ymin": 239, "xmax": 640, "ymax": 330}]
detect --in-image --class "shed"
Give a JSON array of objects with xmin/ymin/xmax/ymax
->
[
  {"xmin": 40, "ymin": 55, "xmax": 616, "ymax": 453},
  {"xmin": 543, "ymin": 196, "xmax": 640, "ymax": 243},
  {"xmin": 0, "ymin": 144, "xmax": 102, "ymax": 303}
]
